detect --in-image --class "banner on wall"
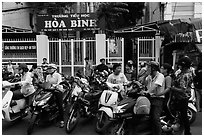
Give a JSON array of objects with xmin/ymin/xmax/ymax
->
[
  {"xmin": 3, "ymin": 42, "xmax": 36, "ymax": 53},
  {"xmin": 37, "ymin": 13, "xmax": 100, "ymax": 32}
]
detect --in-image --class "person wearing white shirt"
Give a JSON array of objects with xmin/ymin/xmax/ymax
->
[
  {"xmin": 12, "ymin": 63, "xmax": 35, "ymax": 106},
  {"xmin": 142, "ymin": 61, "xmax": 165, "ymax": 135},
  {"xmin": 107, "ymin": 63, "xmax": 128, "ymax": 98},
  {"xmin": 45, "ymin": 63, "xmax": 64, "ymax": 128}
]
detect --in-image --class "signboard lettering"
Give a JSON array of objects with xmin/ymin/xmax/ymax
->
[{"xmin": 37, "ymin": 13, "xmax": 99, "ymax": 32}]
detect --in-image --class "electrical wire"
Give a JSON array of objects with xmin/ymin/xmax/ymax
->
[{"xmin": 172, "ymin": 2, "xmax": 177, "ymax": 19}]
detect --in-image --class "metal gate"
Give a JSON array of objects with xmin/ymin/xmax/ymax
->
[
  {"xmin": 49, "ymin": 38, "xmax": 96, "ymax": 76},
  {"xmin": 48, "ymin": 37, "xmax": 124, "ymax": 76},
  {"xmin": 136, "ymin": 36, "xmax": 156, "ymax": 73}
]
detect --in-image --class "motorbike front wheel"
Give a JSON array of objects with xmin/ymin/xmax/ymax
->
[
  {"xmin": 27, "ymin": 114, "xmax": 38, "ymax": 135},
  {"xmin": 187, "ymin": 108, "xmax": 196, "ymax": 124},
  {"xmin": 110, "ymin": 122, "xmax": 125, "ymax": 135},
  {"xmin": 95, "ymin": 111, "xmax": 112, "ymax": 134},
  {"xmin": 65, "ymin": 107, "xmax": 79, "ymax": 133}
]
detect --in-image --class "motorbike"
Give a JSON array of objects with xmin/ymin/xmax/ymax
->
[
  {"xmin": 95, "ymin": 81, "xmax": 130, "ymax": 134},
  {"xmin": 27, "ymin": 81, "xmax": 70, "ymax": 135},
  {"xmin": 2, "ymin": 81, "xmax": 28, "ymax": 122},
  {"xmin": 187, "ymin": 87, "xmax": 197, "ymax": 124},
  {"xmin": 160, "ymin": 86, "xmax": 197, "ymax": 135},
  {"xmin": 65, "ymin": 76, "xmax": 103, "ymax": 133},
  {"xmin": 96, "ymin": 81, "xmax": 151, "ymax": 135}
]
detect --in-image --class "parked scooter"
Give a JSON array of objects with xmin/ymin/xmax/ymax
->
[
  {"xmin": 2, "ymin": 81, "xmax": 28, "ymax": 122},
  {"xmin": 161, "ymin": 87, "xmax": 197, "ymax": 134},
  {"xmin": 95, "ymin": 81, "xmax": 128, "ymax": 134},
  {"xmin": 65, "ymin": 76, "xmax": 103, "ymax": 133},
  {"xmin": 187, "ymin": 88, "xmax": 197, "ymax": 124},
  {"xmin": 27, "ymin": 81, "xmax": 70, "ymax": 135},
  {"xmin": 97, "ymin": 81, "xmax": 150, "ymax": 135}
]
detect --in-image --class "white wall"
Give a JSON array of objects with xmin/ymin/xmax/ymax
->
[
  {"xmin": 164, "ymin": 2, "xmax": 202, "ymax": 20},
  {"xmin": 2, "ymin": 2, "xmax": 32, "ymax": 30}
]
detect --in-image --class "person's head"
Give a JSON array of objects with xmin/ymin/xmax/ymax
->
[
  {"xmin": 113, "ymin": 63, "xmax": 121, "ymax": 75},
  {"xmin": 32, "ymin": 64, "xmax": 38, "ymax": 70},
  {"xmin": 18, "ymin": 63, "xmax": 29, "ymax": 74},
  {"xmin": 47, "ymin": 63, "xmax": 57, "ymax": 74},
  {"xmin": 160, "ymin": 63, "xmax": 173, "ymax": 75},
  {"xmin": 8, "ymin": 60, "xmax": 12, "ymax": 65},
  {"xmin": 100, "ymin": 58, "xmax": 105, "ymax": 64},
  {"xmin": 147, "ymin": 61, "xmax": 160, "ymax": 76},
  {"xmin": 178, "ymin": 56, "xmax": 191, "ymax": 70},
  {"xmin": 140, "ymin": 61, "xmax": 146, "ymax": 68},
  {"xmin": 43, "ymin": 58, "xmax": 47, "ymax": 63},
  {"xmin": 84, "ymin": 57, "xmax": 89, "ymax": 63}
]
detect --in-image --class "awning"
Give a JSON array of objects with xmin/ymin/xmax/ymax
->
[
  {"xmin": 114, "ymin": 22, "xmax": 159, "ymax": 38},
  {"xmin": 114, "ymin": 18, "xmax": 202, "ymax": 39},
  {"xmin": 2, "ymin": 25, "xmax": 39, "ymax": 39}
]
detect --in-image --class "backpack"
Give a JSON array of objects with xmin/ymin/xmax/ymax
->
[{"xmin": 133, "ymin": 96, "xmax": 151, "ymax": 115}]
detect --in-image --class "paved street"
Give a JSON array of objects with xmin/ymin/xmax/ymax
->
[{"xmin": 2, "ymin": 111, "xmax": 202, "ymax": 135}]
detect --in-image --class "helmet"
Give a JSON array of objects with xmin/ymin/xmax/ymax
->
[
  {"xmin": 178, "ymin": 56, "xmax": 191, "ymax": 68},
  {"xmin": 18, "ymin": 63, "xmax": 28, "ymax": 71},
  {"xmin": 148, "ymin": 61, "xmax": 160, "ymax": 71},
  {"xmin": 48, "ymin": 63, "xmax": 57, "ymax": 69}
]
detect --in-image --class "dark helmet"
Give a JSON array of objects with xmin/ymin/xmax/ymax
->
[
  {"xmin": 148, "ymin": 61, "xmax": 160, "ymax": 71},
  {"xmin": 18, "ymin": 63, "xmax": 28, "ymax": 72},
  {"xmin": 178, "ymin": 56, "xmax": 191, "ymax": 68}
]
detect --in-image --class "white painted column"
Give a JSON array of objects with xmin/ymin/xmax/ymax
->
[
  {"xmin": 36, "ymin": 35, "xmax": 49, "ymax": 66},
  {"xmin": 172, "ymin": 50, "xmax": 177, "ymax": 70},
  {"xmin": 95, "ymin": 34, "xmax": 106, "ymax": 65},
  {"xmin": 155, "ymin": 33, "xmax": 161, "ymax": 63}
]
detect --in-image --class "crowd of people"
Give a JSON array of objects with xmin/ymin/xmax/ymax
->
[{"xmin": 3, "ymin": 55, "xmax": 202, "ymax": 134}]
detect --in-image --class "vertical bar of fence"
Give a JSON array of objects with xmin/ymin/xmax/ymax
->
[
  {"xmin": 137, "ymin": 38, "xmax": 140, "ymax": 74},
  {"xmin": 59, "ymin": 39, "xmax": 62, "ymax": 73},
  {"xmin": 71, "ymin": 39, "xmax": 74, "ymax": 76},
  {"xmin": 83, "ymin": 39, "xmax": 86, "ymax": 75},
  {"xmin": 121, "ymin": 38, "xmax": 124, "ymax": 73}
]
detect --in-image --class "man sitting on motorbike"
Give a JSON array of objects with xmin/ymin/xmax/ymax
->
[
  {"xmin": 141, "ymin": 61, "xmax": 165, "ymax": 135},
  {"xmin": 170, "ymin": 56, "xmax": 193, "ymax": 135},
  {"xmin": 12, "ymin": 63, "xmax": 35, "ymax": 107},
  {"xmin": 45, "ymin": 63, "xmax": 64, "ymax": 128},
  {"xmin": 106, "ymin": 63, "xmax": 128, "ymax": 99}
]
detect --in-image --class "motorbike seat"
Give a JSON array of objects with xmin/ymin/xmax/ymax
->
[{"xmin": 84, "ymin": 91, "xmax": 102, "ymax": 100}]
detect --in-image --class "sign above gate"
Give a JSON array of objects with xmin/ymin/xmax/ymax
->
[{"xmin": 37, "ymin": 13, "xmax": 99, "ymax": 32}]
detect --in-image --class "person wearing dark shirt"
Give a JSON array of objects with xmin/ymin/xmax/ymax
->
[
  {"xmin": 95, "ymin": 58, "xmax": 109, "ymax": 72},
  {"xmin": 194, "ymin": 62, "xmax": 202, "ymax": 112},
  {"xmin": 171, "ymin": 56, "xmax": 193, "ymax": 135}
]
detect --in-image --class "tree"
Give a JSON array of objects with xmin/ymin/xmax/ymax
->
[{"xmin": 96, "ymin": 2, "xmax": 145, "ymax": 34}]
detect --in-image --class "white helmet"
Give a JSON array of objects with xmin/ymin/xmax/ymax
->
[{"xmin": 48, "ymin": 63, "xmax": 57, "ymax": 69}]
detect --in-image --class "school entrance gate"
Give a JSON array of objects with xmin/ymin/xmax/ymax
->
[{"xmin": 37, "ymin": 34, "xmax": 124, "ymax": 76}]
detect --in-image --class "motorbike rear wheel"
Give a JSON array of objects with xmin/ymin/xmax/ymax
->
[
  {"xmin": 27, "ymin": 114, "xmax": 38, "ymax": 135},
  {"xmin": 95, "ymin": 111, "xmax": 112, "ymax": 134},
  {"xmin": 65, "ymin": 107, "xmax": 79, "ymax": 133},
  {"xmin": 187, "ymin": 108, "xmax": 196, "ymax": 124}
]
